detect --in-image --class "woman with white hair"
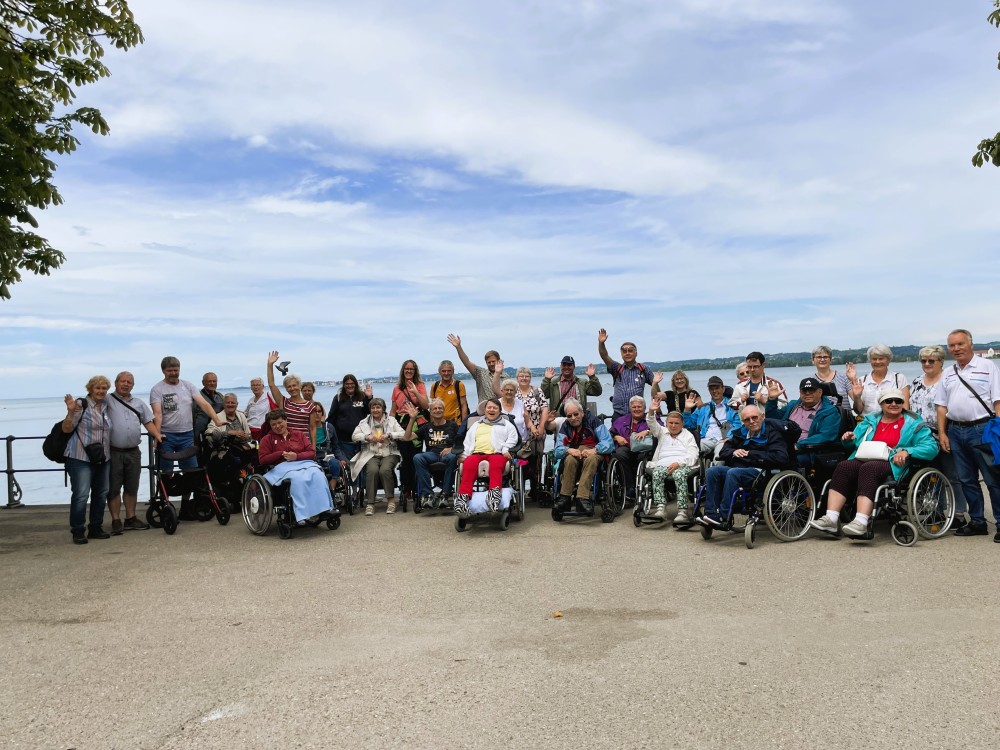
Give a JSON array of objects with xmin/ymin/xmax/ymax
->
[
  {"xmin": 847, "ymin": 343, "xmax": 910, "ymax": 416},
  {"xmin": 266, "ymin": 351, "xmax": 320, "ymax": 447},
  {"xmin": 494, "ymin": 363, "xmax": 549, "ymax": 500}
]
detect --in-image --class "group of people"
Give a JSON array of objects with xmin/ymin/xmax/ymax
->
[{"xmin": 57, "ymin": 328, "xmax": 1000, "ymax": 545}]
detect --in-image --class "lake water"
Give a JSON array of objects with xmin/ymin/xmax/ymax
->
[{"xmin": 0, "ymin": 362, "xmax": 927, "ymax": 506}]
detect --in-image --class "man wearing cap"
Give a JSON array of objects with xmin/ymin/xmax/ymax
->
[
  {"xmin": 540, "ymin": 357, "xmax": 603, "ymax": 428},
  {"xmin": 730, "ymin": 351, "xmax": 788, "ymax": 411},
  {"xmin": 760, "ymin": 377, "xmax": 841, "ymax": 466},
  {"xmin": 935, "ymin": 328, "xmax": 1000, "ymax": 540},
  {"xmin": 597, "ymin": 328, "xmax": 654, "ymax": 421},
  {"xmin": 683, "ymin": 376, "xmax": 742, "ymax": 459}
]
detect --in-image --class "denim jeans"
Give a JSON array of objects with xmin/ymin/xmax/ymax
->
[
  {"xmin": 160, "ymin": 430, "xmax": 197, "ymax": 471},
  {"xmin": 947, "ymin": 422, "xmax": 1000, "ymax": 526},
  {"xmin": 704, "ymin": 465, "xmax": 761, "ymax": 519},
  {"xmin": 413, "ymin": 450, "xmax": 458, "ymax": 495},
  {"xmin": 66, "ymin": 457, "xmax": 110, "ymax": 533},
  {"xmin": 932, "ymin": 447, "xmax": 967, "ymax": 514}
]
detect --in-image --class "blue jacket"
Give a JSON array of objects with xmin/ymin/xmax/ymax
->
[
  {"xmin": 554, "ymin": 412, "xmax": 614, "ymax": 458},
  {"xmin": 719, "ymin": 418, "xmax": 791, "ymax": 469},
  {"xmin": 845, "ymin": 411, "xmax": 939, "ymax": 481},
  {"xmin": 683, "ymin": 400, "xmax": 742, "ymax": 439},
  {"xmin": 764, "ymin": 397, "xmax": 841, "ymax": 447}
]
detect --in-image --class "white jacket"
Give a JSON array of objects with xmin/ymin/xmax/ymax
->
[
  {"xmin": 462, "ymin": 417, "xmax": 519, "ymax": 456},
  {"xmin": 646, "ymin": 413, "xmax": 699, "ymax": 468},
  {"xmin": 351, "ymin": 416, "xmax": 406, "ymax": 473}
]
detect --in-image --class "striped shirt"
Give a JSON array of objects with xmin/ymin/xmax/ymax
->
[
  {"xmin": 282, "ymin": 398, "xmax": 316, "ymax": 436},
  {"xmin": 64, "ymin": 397, "xmax": 111, "ymax": 463}
]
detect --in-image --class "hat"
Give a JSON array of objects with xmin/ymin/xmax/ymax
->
[
  {"xmin": 707, "ymin": 376, "xmax": 724, "ymax": 387},
  {"xmin": 560, "ymin": 356, "xmax": 575, "ymax": 366},
  {"xmin": 799, "ymin": 377, "xmax": 821, "ymax": 391},
  {"xmin": 878, "ymin": 388, "xmax": 905, "ymax": 404}
]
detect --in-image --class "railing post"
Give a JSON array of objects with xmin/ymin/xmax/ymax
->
[{"xmin": 4, "ymin": 436, "xmax": 24, "ymax": 509}]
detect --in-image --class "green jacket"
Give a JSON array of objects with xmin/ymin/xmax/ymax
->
[{"xmin": 539, "ymin": 374, "xmax": 603, "ymax": 416}]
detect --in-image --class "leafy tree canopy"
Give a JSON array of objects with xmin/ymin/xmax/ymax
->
[
  {"xmin": 0, "ymin": 0, "xmax": 142, "ymax": 299},
  {"xmin": 972, "ymin": 1, "xmax": 1000, "ymax": 167}
]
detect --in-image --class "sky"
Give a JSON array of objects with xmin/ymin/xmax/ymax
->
[{"xmin": 3, "ymin": 0, "xmax": 1000, "ymax": 398}]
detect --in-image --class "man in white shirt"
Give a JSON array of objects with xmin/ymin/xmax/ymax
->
[
  {"xmin": 935, "ymin": 329, "xmax": 1000, "ymax": 540},
  {"xmin": 244, "ymin": 377, "xmax": 273, "ymax": 437}
]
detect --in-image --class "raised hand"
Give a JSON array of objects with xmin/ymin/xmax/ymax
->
[
  {"xmin": 495, "ymin": 358, "xmax": 505, "ymax": 374},
  {"xmin": 64, "ymin": 394, "xmax": 80, "ymax": 413},
  {"xmin": 653, "ymin": 371, "xmax": 663, "ymax": 385},
  {"xmin": 850, "ymin": 379, "xmax": 863, "ymax": 398},
  {"xmin": 585, "ymin": 363, "xmax": 595, "ymax": 377},
  {"xmin": 267, "ymin": 350, "xmax": 279, "ymax": 367},
  {"xmin": 545, "ymin": 367, "xmax": 555, "ymax": 379},
  {"xmin": 845, "ymin": 362, "xmax": 857, "ymax": 382},
  {"xmin": 684, "ymin": 392, "xmax": 697, "ymax": 409},
  {"xmin": 403, "ymin": 402, "xmax": 419, "ymax": 417},
  {"xmin": 447, "ymin": 333, "xmax": 461, "ymax": 348},
  {"xmin": 364, "ymin": 382, "xmax": 373, "ymax": 397},
  {"xmin": 768, "ymin": 381, "xmax": 782, "ymax": 399},
  {"xmin": 598, "ymin": 328, "xmax": 608, "ymax": 344},
  {"xmin": 651, "ymin": 395, "xmax": 663, "ymax": 411}
]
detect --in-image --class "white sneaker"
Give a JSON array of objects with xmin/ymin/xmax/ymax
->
[
  {"xmin": 673, "ymin": 508, "xmax": 690, "ymax": 525},
  {"xmin": 842, "ymin": 518, "xmax": 868, "ymax": 537},
  {"xmin": 810, "ymin": 515, "xmax": 839, "ymax": 535},
  {"xmin": 365, "ymin": 504, "xmax": 374, "ymax": 516},
  {"xmin": 386, "ymin": 502, "xmax": 396, "ymax": 514},
  {"xmin": 652, "ymin": 504, "xmax": 667, "ymax": 519}
]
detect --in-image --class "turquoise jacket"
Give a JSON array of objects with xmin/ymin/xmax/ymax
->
[{"xmin": 845, "ymin": 411, "xmax": 939, "ymax": 481}]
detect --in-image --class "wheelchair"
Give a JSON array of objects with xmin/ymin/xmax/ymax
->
[
  {"xmin": 202, "ymin": 433, "xmax": 257, "ymax": 514},
  {"xmin": 412, "ymin": 454, "xmax": 457, "ymax": 515},
  {"xmin": 632, "ymin": 452, "xmax": 704, "ymax": 528},
  {"xmin": 453, "ymin": 454, "xmax": 526, "ymax": 532},
  {"xmin": 816, "ymin": 461, "xmax": 955, "ymax": 547},
  {"xmin": 550, "ymin": 452, "xmax": 621, "ymax": 523},
  {"xmin": 241, "ymin": 466, "xmax": 341, "ymax": 539},
  {"xmin": 146, "ymin": 445, "xmax": 231, "ymax": 534}
]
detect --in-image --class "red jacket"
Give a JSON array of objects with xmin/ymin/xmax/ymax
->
[{"xmin": 258, "ymin": 429, "xmax": 314, "ymax": 467}]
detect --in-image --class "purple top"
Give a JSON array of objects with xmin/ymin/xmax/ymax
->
[{"xmin": 612, "ymin": 412, "xmax": 661, "ymax": 438}]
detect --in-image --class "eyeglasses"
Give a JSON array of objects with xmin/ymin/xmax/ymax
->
[
  {"xmin": 813, "ymin": 355, "xmax": 830, "ymax": 360},
  {"xmin": 743, "ymin": 415, "xmax": 760, "ymax": 421},
  {"xmin": 621, "ymin": 347, "xmax": 636, "ymax": 353},
  {"xmin": 882, "ymin": 398, "xmax": 903, "ymax": 405},
  {"xmin": 919, "ymin": 359, "xmax": 940, "ymax": 365}
]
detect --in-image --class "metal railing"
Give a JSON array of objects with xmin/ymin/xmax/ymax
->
[{"xmin": 2, "ymin": 433, "xmax": 159, "ymax": 509}]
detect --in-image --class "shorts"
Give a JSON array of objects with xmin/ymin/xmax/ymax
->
[{"xmin": 109, "ymin": 447, "xmax": 142, "ymax": 498}]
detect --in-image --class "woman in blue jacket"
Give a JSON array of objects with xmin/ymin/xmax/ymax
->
[{"xmin": 810, "ymin": 388, "xmax": 938, "ymax": 539}]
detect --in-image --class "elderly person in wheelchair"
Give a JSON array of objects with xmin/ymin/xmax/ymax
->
[
  {"xmin": 810, "ymin": 388, "xmax": 939, "ymax": 539},
  {"xmin": 553, "ymin": 398, "xmax": 614, "ymax": 514},
  {"xmin": 645, "ymin": 399, "xmax": 699, "ymax": 521},
  {"xmin": 256, "ymin": 408, "xmax": 336, "ymax": 525},
  {"xmin": 610, "ymin": 395, "xmax": 652, "ymax": 503},
  {"xmin": 453, "ymin": 398, "xmax": 519, "ymax": 517},
  {"xmin": 698, "ymin": 404, "xmax": 790, "ymax": 528}
]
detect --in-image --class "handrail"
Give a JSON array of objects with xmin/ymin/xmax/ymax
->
[{"xmin": 2, "ymin": 433, "xmax": 159, "ymax": 509}]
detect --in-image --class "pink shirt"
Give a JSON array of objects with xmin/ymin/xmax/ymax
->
[{"xmin": 391, "ymin": 382, "xmax": 428, "ymax": 414}]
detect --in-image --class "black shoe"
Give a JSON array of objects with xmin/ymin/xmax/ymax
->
[
  {"xmin": 955, "ymin": 523, "xmax": 988, "ymax": 537},
  {"xmin": 577, "ymin": 498, "xmax": 594, "ymax": 514},
  {"xmin": 87, "ymin": 526, "xmax": 111, "ymax": 540},
  {"xmin": 951, "ymin": 515, "xmax": 968, "ymax": 531},
  {"xmin": 111, "ymin": 519, "xmax": 124, "ymax": 536},
  {"xmin": 72, "ymin": 531, "xmax": 88, "ymax": 545},
  {"xmin": 555, "ymin": 495, "xmax": 573, "ymax": 512},
  {"xmin": 994, "ymin": 530, "xmax": 1000, "ymax": 544}
]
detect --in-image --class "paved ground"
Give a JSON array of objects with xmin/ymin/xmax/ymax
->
[{"xmin": 1, "ymin": 502, "xmax": 998, "ymax": 750}]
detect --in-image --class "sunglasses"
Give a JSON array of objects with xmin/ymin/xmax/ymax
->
[
  {"xmin": 882, "ymin": 398, "xmax": 903, "ymax": 405},
  {"xmin": 919, "ymin": 359, "xmax": 940, "ymax": 365}
]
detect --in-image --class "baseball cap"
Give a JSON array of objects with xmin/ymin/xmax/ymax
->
[
  {"xmin": 799, "ymin": 377, "xmax": 821, "ymax": 391},
  {"xmin": 560, "ymin": 356, "xmax": 575, "ymax": 366}
]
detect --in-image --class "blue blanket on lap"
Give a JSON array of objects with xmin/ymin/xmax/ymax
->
[{"xmin": 263, "ymin": 461, "xmax": 333, "ymax": 521}]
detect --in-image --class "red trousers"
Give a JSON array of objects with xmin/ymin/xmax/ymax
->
[{"xmin": 458, "ymin": 453, "xmax": 507, "ymax": 494}]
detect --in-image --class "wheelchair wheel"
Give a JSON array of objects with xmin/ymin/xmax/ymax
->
[
  {"xmin": 745, "ymin": 521, "xmax": 756, "ymax": 549},
  {"xmin": 600, "ymin": 507, "xmax": 615, "ymax": 523},
  {"xmin": 145, "ymin": 503, "xmax": 165, "ymax": 529},
  {"xmin": 891, "ymin": 520, "xmax": 917, "ymax": 547},
  {"xmin": 326, "ymin": 516, "xmax": 341, "ymax": 530},
  {"xmin": 906, "ymin": 467, "xmax": 955, "ymax": 539},
  {"xmin": 278, "ymin": 520, "xmax": 292, "ymax": 539},
  {"xmin": 605, "ymin": 458, "xmax": 626, "ymax": 515},
  {"xmin": 213, "ymin": 492, "xmax": 231, "ymax": 526},
  {"xmin": 632, "ymin": 508, "xmax": 642, "ymax": 527},
  {"xmin": 551, "ymin": 507, "xmax": 563, "ymax": 522},
  {"xmin": 455, "ymin": 517, "xmax": 468, "ymax": 532},
  {"xmin": 499, "ymin": 511, "xmax": 510, "ymax": 530},
  {"xmin": 241, "ymin": 475, "xmax": 273, "ymax": 536},
  {"xmin": 162, "ymin": 503, "xmax": 178, "ymax": 535},
  {"xmin": 762, "ymin": 470, "xmax": 815, "ymax": 542},
  {"xmin": 700, "ymin": 524, "xmax": 713, "ymax": 540}
]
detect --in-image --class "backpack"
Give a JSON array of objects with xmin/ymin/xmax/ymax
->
[
  {"xmin": 612, "ymin": 362, "xmax": 647, "ymax": 383},
  {"xmin": 42, "ymin": 399, "xmax": 85, "ymax": 464}
]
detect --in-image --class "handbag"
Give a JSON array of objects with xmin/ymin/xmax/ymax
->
[
  {"xmin": 855, "ymin": 440, "xmax": 889, "ymax": 461},
  {"xmin": 630, "ymin": 433, "xmax": 654, "ymax": 453},
  {"xmin": 84, "ymin": 442, "xmax": 106, "ymax": 465}
]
